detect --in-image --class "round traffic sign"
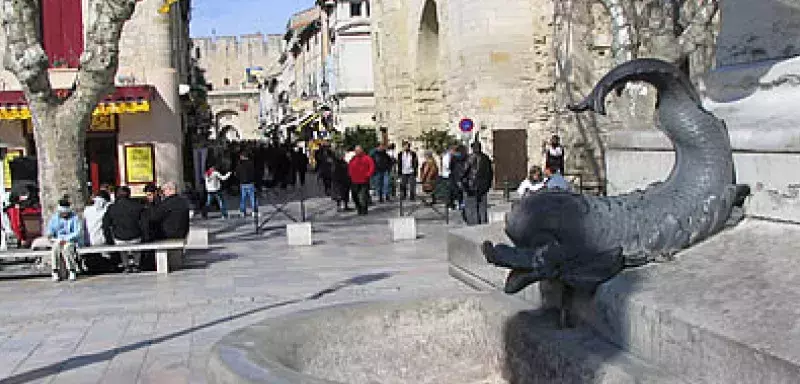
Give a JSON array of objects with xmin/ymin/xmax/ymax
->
[{"xmin": 459, "ymin": 118, "xmax": 474, "ymax": 132}]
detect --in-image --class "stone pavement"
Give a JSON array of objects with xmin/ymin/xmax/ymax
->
[{"xmin": 0, "ymin": 191, "xmax": 481, "ymax": 384}]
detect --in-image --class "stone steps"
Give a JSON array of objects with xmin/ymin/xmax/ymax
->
[{"xmin": 447, "ymin": 219, "xmax": 800, "ymax": 383}]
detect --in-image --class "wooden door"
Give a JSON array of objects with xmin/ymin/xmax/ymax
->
[
  {"xmin": 492, "ymin": 129, "xmax": 528, "ymax": 189},
  {"xmin": 86, "ymin": 134, "xmax": 118, "ymax": 194}
]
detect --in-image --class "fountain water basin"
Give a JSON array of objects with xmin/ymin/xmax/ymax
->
[{"xmin": 207, "ymin": 293, "xmax": 674, "ymax": 384}]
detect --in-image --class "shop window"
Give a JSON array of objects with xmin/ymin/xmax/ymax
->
[
  {"xmin": 350, "ymin": 1, "xmax": 363, "ymax": 17},
  {"xmin": 40, "ymin": 0, "xmax": 83, "ymax": 68}
]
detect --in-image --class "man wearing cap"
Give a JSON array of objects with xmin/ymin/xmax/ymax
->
[{"xmin": 46, "ymin": 197, "xmax": 83, "ymax": 281}]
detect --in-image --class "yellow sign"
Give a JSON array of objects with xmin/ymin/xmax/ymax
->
[
  {"xmin": 158, "ymin": 0, "xmax": 179, "ymax": 14},
  {"xmin": 89, "ymin": 115, "xmax": 115, "ymax": 132},
  {"xmin": 124, "ymin": 144, "xmax": 155, "ymax": 184},
  {"xmin": 4, "ymin": 150, "xmax": 22, "ymax": 189}
]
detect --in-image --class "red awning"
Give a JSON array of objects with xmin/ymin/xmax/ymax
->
[{"xmin": 0, "ymin": 85, "xmax": 154, "ymax": 108}]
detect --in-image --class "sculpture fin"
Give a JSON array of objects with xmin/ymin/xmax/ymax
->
[{"xmin": 561, "ymin": 247, "xmax": 624, "ymax": 291}]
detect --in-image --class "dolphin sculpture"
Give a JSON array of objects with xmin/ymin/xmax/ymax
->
[{"xmin": 483, "ymin": 58, "xmax": 750, "ymax": 294}]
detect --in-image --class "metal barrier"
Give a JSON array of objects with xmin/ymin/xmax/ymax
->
[
  {"xmin": 255, "ymin": 187, "xmax": 306, "ymax": 234},
  {"xmin": 397, "ymin": 179, "xmax": 451, "ymax": 224}
]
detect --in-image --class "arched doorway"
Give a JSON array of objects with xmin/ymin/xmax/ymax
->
[
  {"xmin": 218, "ymin": 125, "xmax": 241, "ymax": 142},
  {"xmin": 414, "ymin": 0, "xmax": 444, "ymax": 134},
  {"xmin": 214, "ymin": 109, "xmax": 239, "ymax": 141}
]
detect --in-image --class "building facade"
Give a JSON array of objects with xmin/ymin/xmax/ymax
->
[
  {"xmin": 0, "ymin": 0, "xmax": 191, "ymax": 195},
  {"xmin": 326, "ymin": 0, "xmax": 376, "ymax": 130},
  {"xmin": 192, "ymin": 33, "xmax": 283, "ymax": 141},
  {"xmin": 264, "ymin": 7, "xmax": 327, "ymax": 142}
]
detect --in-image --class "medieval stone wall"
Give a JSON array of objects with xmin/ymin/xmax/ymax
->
[
  {"xmin": 192, "ymin": 33, "xmax": 283, "ymax": 91},
  {"xmin": 372, "ymin": 0, "xmax": 558, "ymax": 170},
  {"xmin": 371, "ymin": 0, "xmax": 722, "ymax": 185}
]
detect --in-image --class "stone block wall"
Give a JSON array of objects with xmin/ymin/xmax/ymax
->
[
  {"xmin": 373, "ymin": 0, "xmax": 558, "ymax": 170},
  {"xmin": 192, "ymin": 33, "xmax": 283, "ymax": 91}
]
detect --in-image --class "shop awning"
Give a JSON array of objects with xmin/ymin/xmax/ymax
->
[
  {"xmin": 0, "ymin": 85, "xmax": 154, "ymax": 120},
  {"xmin": 295, "ymin": 112, "xmax": 319, "ymax": 132}
]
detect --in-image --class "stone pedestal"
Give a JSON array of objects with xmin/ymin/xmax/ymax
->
[
  {"xmin": 488, "ymin": 211, "xmax": 506, "ymax": 223},
  {"xmin": 186, "ymin": 227, "xmax": 209, "ymax": 250},
  {"xmin": 448, "ymin": 219, "xmax": 800, "ymax": 382},
  {"xmin": 286, "ymin": 223, "xmax": 313, "ymax": 246},
  {"xmin": 389, "ymin": 217, "xmax": 416, "ymax": 242}
]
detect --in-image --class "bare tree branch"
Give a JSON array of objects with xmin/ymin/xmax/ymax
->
[
  {"xmin": 677, "ymin": 0, "xmax": 718, "ymax": 57},
  {"xmin": 0, "ymin": 0, "xmax": 54, "ymax": 105},
  {"xmin": 65, "ymin": 0, "xmax": 136, "ymax": 113}
]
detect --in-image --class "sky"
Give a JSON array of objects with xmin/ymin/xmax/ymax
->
[{"xmin": 190, "ymin": 0, "xmax": 315, "ymax": 37}]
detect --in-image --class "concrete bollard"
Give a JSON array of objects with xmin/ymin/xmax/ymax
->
[
  {"xmin": 488, "ymin": 211, "xmax": 507, "ymax": 224},
  {"xmin": 389, "ymin": 217, "xmax": 417, "ymax": 241},
  {"xmin": 186, "ymin": 227, "xmax": 209, "ymax": 250},
  {"xmin": 287, "ymin": 223, "xmax": 313, "ymax": 246}
]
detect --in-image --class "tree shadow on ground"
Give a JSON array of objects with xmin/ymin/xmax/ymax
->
[{"xmin": 0, "ymin": 272, "xmax": 394, "ymax": 384}]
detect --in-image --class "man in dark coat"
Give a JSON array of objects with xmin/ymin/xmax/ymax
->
[
  {"xmin": 331, "ymin": 153, "xmax": 352, "ymax": 211},
  {"xmin": 371, "ymin": 143, "xmax": 392, "ymax": 202},
  {"xmin": 314, "ymin": 142, "xmax": 334, "ymax": 195},
  {"xmin": 236, "ymin": 152, "xmax": 258, "ymax": 216},
  {"xmin": 149, "ymin": 182, "xmax": 191, "ymax": 240},
  {"xmin": 291, "ymin": 147, "xmax": 309, "ymax": 187},
  {"xmin": 103, "ymin": 186, "xmax": 145, "ymax": 272},
  {"xmin": 461, "ymin": 142, "xmax": 494, "ymax": 225}
]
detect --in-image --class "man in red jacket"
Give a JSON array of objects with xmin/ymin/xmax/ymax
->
[{"xmin": 348, "ymin": 145, "xmax": 376, "ymax": 215}]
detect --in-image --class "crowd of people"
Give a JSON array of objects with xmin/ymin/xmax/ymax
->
[
  {"xmin": 46, "ymin": 181, "xmax": 191, "ymax": 282},
  {"xmin": 517, "ymin": 135, "xmax": 569, "ymax": 197},
  {"xmin": 210, "ymin": 135, "xmax": 572, "ymax": 224},
  {"xmin": 309, "ymin": 139, "xmax": 496, "ymax": 225}
]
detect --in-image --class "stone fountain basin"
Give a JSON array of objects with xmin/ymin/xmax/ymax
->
[{"xmin": 207, "ymin": 292, "xmax": 673, "ymax": 384}]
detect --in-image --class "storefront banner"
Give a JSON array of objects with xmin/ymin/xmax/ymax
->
[{"xmin": 124, "ymin": 144, "xmax": 155, "ymax": 184}]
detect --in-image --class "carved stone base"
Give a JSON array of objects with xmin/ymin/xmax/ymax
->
[{"xmin": 448, "ymin": 219, "xmax": 800, "ymax": 383}]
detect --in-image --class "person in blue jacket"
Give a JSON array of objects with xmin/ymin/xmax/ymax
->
[{"xmin": 46, "ymin": 197, "xmax": 83, "ymax": 282}]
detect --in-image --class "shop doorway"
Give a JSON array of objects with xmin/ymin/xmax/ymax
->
[
  {"xmin": 492, "ymin": 129, "xmax": 528, "ymax": 189},
  {"xmin": 86, "ymin": 134, "xmax": 118, "ymax": 194}
]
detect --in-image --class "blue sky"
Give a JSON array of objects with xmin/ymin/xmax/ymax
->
[{"xmin": 190, "ymin": 0, "xmax": 315, "ymax": 37}]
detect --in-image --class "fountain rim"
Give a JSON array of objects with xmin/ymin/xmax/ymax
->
[{"xmin": 206, "ymin": 291, "xmax": 530, "ymax": 384}]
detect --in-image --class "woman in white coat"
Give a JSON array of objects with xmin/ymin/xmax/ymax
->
[{"xmin": 205, "ymin": 166, "xmax": 232, "ymax": 219}]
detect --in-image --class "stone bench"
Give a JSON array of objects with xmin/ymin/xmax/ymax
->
[
  {"xmin": 0, "ymin": 239, "xmax": 188, "ymax": 275},
  {"xmin": 0, "ymin": 249, "xmax": 50, "ymax": 260},
  {"xmin": 78, "ymin": 239, "xmax": 187, "ymax": 274}
]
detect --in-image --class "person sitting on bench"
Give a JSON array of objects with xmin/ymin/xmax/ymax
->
[
  {"xmin": 103, "ymin": 186, "xmax": 145, "ymax": 273},
  {"xmin": 148, "ymin": 182, "xmax": 190, "ymax": 240},
  {"xmin": 46, "ymin": 197, "xmax": 83, "ymax": 282}
]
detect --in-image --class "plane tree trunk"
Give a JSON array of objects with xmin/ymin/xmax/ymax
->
[{"xmin": 1, "ymin": 0, "xmax": 136, "ymax": 218}]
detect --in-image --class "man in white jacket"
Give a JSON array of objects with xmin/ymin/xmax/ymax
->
[
  {"xmin": 82, "ymin": 190, "xmax": 111, "ymax": 271},
  {"xmin": 84, "ymin": 191, "xmax": 111, "ymax": 246},
  {"xmin": 205, "ymin": 166, "xmax": 231, "ymax": 219}
]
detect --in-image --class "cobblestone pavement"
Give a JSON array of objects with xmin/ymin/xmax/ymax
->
[{"xmin": 0, "ymin": 187, "xmax": 486, "ymax": 384}]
